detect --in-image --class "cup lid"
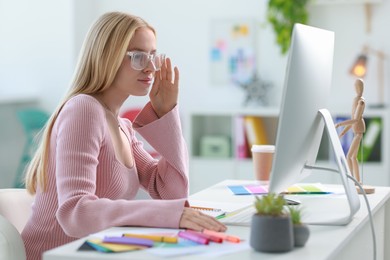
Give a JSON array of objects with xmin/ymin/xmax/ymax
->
[{"xmin": 251, "ymin": 145, "xmax": 275, "ymax": 153}]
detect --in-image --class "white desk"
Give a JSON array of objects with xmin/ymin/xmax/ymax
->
[{"xmin": 43, "ymin": 180, "xmax": 390, "ymax": 260}]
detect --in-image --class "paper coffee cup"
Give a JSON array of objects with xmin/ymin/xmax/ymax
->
[{"xmin": 251, "ymin": 145, "xmax": 275, "ymax": 181}]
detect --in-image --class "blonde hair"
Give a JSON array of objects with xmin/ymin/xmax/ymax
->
[{"xmin": 25, "ymin": 11, "xmax": 155, "ymax": 194}]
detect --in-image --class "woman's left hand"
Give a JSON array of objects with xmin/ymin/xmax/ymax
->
[
  {"xmin": 179, "ymin": 207, "xmax": 227, "ymax": 232},
  {"xmin": 149, "ymin": 57, "xmax": 179, "ymax": 118}
]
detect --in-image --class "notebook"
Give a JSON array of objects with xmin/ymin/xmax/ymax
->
[
  {"xmin": 188, "ymin": 200, "xmax": 252, "ymax": 220},
  {"xmin": 218, "ymin": 204, "xmax": 255, "ymax": 226}
]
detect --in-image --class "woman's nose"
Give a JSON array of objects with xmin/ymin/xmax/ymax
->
[{"xmin": 143, "ymin": 58, "xmax": 158, "ymax": 73}]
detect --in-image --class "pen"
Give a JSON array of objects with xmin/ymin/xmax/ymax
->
[
  {"xmin": 185, "ymin": 230, "xmax": 223, "ymax": 243},
  {"xmin": 202, "ymin": 229, "xmax": 241, "ymax": 243},
  {"xmin": 123, "ymin": 233, "xmax": 178, "ymax": 243},
  {"xmin": 216, "ymin": 213, "xmax": 226, "ymax": 219},
  {"xmin": 178, "ymin": 231, "xmax": 209, "ymax": 245},
  {"xmin": 102, "ymin": 236, "xmax": 154, "ymax": 247},
  {"xmin": 284, "ymin": 191, "xmax": 332, "ymax": 195}
]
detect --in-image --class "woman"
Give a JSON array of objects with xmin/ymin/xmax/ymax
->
[{"xmin": 22, "ymin": 11, "xmax": 226, "ymax": 260}]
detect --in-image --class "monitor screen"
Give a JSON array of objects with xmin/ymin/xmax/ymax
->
[
  {"xmin": 268, "ymin": 24, "xmax": 360, "ymax": 225},
  {"xmin": 268, "ymin": 23, "xmax": 335, "ymax": 194}
]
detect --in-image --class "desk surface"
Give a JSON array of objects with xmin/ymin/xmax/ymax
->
[{"xmin": 43, "ymin": 180, "xmax": 390, "ymax": 260}]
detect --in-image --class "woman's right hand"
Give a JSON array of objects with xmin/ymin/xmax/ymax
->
[
  {"xmin": 149, "ymin": 57, "xmax": 179, "ymax": 118},
  {"xmin": 179, "ymin": 207, "xmax": 227, "ymax": 232}
]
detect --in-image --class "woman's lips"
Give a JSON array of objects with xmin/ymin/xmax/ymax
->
[{"xmin": 139, "ymin": 78, "xmax": 153, "ymax": 85}]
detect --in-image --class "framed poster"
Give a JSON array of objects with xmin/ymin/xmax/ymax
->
[{"xmin": 210, "ymin": 19, "xmax": 257, "ymax": 86}]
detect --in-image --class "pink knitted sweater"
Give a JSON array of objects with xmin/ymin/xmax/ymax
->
[{"xmin": 21, "ymin": 94, "xmax": 189, "ymax": 260}]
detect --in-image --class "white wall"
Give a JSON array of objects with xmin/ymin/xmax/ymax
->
[
  {"xmin": 0, "ymin": 0, "xmax": 75, "ymax": 110},
  {"xmin": 2, "ymin": 1, "xmax": 390, "ymax": 112},
  {"xmin": 309, "ymin": 2, "xmax": 390, "ymax": 109},
  {"xmin": 0, "ymin": 0, "xmax": 75, "ymax": 187},
  {"xmin": 91, "ymin": 0, "xmax": 283, "ymax": 112}
]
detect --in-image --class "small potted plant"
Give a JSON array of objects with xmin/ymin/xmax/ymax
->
[
  {"xmin": 250, "ymin": 193, "xmax": 293, "ymax": 252},
  {"xmin": 288, "ymin": 206, "xmax": 310, "ymax": 247}
]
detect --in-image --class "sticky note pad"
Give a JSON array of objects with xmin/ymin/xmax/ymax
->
[
  {"xmin": 86, "ymin": 239, "xmax": 113, "ymax": 252},
  {"xmin": 300, "ymin": 185, "xmax": 322, "ymax": 192},
  {"xmin": 246, "ymin": 185, "xmax": 268, "ymax": 194},
  {"xmin": 228, "ymin": 185, "xmax": 250, "ymax": 195},
  {"xmin": 286, "ymin": 186, "xmax": 305, "ymax": 193},
  {"xmin": 228, "ymin": 185, "xmax": 268, "ymax": 195}
]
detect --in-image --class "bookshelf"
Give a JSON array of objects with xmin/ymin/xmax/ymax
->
[{"xmin": 187, "ymin": 107, "xmax": 389, "ymax": 193}]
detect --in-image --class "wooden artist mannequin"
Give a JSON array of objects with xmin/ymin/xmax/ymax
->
[{"xmin": 335, "ymin": 79, "xmax": 375, "ymax": 194}]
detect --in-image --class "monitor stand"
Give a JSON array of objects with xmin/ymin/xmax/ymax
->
[{"xmin": 300, "ymin": 109, "xmax": 361, "ymax": 225}]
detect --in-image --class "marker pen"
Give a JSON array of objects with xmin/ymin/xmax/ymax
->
[
  {"xmin": 202, "ymin": 229, "xmax": 241, "ymax": 243},
  {"xmin": 185, "ymin": 230, "xmax": 223, "ymax": 243},
  {"xmin": 123, "ymin": 233, "xmax": 177, "ymax": 243},
  {"xmin": 178, "ymin": 231, "xmax": 209, "ymax": 245},
  {"xmin": 102, "ymin": 236, "xmax": 154, "ymax": 247}
]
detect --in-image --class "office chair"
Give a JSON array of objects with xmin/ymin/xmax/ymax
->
[
  {"xmin": 15, "ymin": 108, "xmax": 49, "ymax": 188},
  {"xmin": 0, "ymin": 189, "xmax": 34, "ymax": 233},
  {"xmin": 0, "ymin": 215, "xmax": 26, "ymax": 260},
  {"xmin": 0, "ymin": 188, "xmax": 34, "ymax": 260},
  {"xmin": 121, "ymin": 107, "xmax": 142, "ymax": 122}
]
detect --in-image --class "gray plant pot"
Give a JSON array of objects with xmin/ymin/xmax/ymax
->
[
  {"xmin": 250, "ymin": 214, "xmax": 294, "ymax": 253},
  {"xmin": 293, "ymin": 224, "xmax": 310, "ymax": 247}
]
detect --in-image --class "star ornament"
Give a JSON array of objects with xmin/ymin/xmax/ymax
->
[{"xmin": 238, "ymin": 73, "xmax": 273, "ymax": 106}]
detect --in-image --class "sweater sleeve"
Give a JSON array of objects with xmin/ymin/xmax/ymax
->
[
  {"xmin": 131, "ymin": 102, "xmax": 189, "ymax": 199},
  {"xmin": 54, "ymin": 96, "xmax": 186, "ymax": 238}
]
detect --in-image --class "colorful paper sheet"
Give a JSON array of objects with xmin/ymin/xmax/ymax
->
[
  {"xmin": 228, "ymin": 183, "xmax": 332, "ymax": 195},
  {"xmin": 86, "ymin": 238, "xmax": 146, "ymax": 252}
]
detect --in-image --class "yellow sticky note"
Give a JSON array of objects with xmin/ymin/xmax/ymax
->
[
  {"xmin": 286, "ymin": 185, "xmax": 304, "ymax": 193},
  {"xmin": 300, "ymin": 185, "xmax": 322, "ymax": 192}
]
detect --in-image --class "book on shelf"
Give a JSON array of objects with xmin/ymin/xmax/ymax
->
[
  {"xmin": 334, "ymin": 116, "xmax": 382, "ymax": 162},
  {"xmin": 243, "ymin": 115, "xmax": 269, "ymax": 151},
  {"xmin": 335, "ymin": 116, "xmax": 354, "ymax": 156},
  {"xmin": 360, "ymin": 117, "xmax": 382, "ymax": 162},
  {"xmin": 234, "ymin": 116, "xmax": 249, "ymax": 159}
]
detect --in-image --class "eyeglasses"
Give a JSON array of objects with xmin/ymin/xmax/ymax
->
[{"xmin": 126, "ymin": 51, "xmax": 166, "ymax": 71}]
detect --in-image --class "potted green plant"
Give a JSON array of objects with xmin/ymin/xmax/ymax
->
[
  {"xmin": 288, "ymin": 206, "xmax": 310, "ymax": 247},
  {"xmin": 267, "ymin": 0, "xmax": 310, "ymax": 55},
  {"xmin": 250, "ymin": 193, "xmax": 293, "ymax": 252}
]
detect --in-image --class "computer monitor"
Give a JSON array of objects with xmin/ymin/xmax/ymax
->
[{"xmin": 268, "ymin": 24, "xmax": 360, "ymax": 225}]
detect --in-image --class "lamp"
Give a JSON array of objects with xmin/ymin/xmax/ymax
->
[
  {"xmin": 350, "ymin": 45, "xmax": 387, "ymax": 108},
  {"xmin": 350, "ymin": 54, "xmax": 368, "ymax": 78}
]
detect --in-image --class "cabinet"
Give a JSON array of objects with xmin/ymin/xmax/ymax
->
[{"xmin": 187, "ymin": 107, "xmax": 389, "ymax": 193}]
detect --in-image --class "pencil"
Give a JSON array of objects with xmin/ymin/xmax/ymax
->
[{"xmin": 190, "ymin": 206, "xmax": 222, "ymax": 212}]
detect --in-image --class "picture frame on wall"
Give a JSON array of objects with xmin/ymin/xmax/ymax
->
[{"xmin": 209, "ymin": 19, "xmax": 257, "ymax": 86}]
